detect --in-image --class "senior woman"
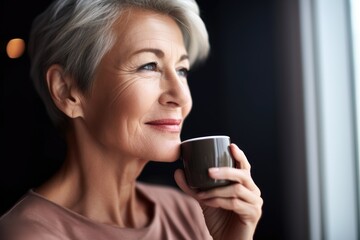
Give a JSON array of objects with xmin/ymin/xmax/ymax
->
[{"xmin": 0, "ymin": 0, "xmax": 263, "ymax": 239}]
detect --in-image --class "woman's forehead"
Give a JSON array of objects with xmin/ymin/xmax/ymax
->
[
  {"xmin": 114, "ymin": 8, "xmax": 183, "ymax": 41},
  {"xmin": 109, "ymin": 8, "xmax": 187, "ymax": 59}
]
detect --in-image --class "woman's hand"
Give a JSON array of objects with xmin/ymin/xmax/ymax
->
[{"xmin": 174, "ymin": 143, "xmax": 263, "ymax": 240}]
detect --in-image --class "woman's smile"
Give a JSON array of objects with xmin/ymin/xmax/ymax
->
[{"xmin": 145, "ymin": 118, "xmax": 182, "ymax": 133}]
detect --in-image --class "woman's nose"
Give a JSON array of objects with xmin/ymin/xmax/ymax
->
[{"xmin": 159, "ymin": 69, "xmax": 192, "ymax": 108}]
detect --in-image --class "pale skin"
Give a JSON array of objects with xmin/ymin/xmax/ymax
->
[{"xmin": 35, "ymin": 7, "xmax": 262, "ymax": 240}]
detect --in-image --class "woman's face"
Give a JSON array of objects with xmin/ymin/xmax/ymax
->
[{"xmin": 81, "ymin": 8, "xmax": 192, "ymax": 162}]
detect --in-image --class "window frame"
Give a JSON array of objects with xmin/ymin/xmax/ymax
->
[{"xmin": 300, "ymin": 0, "xmax": 360, "ymax": 239}]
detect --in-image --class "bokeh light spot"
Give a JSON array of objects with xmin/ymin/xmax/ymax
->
[{"xmin": 6, "ymin": 38, "xmax": 26, "ymax": 59}]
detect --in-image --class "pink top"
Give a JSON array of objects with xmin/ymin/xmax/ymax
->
[{"xmin": 0, "ymin": 182, "xmax": 212, "ymax": 240}]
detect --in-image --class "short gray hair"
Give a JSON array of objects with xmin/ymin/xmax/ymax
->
[{"xmin": 29, "ymin": 0, "xmax": 210, "ymax": 129}]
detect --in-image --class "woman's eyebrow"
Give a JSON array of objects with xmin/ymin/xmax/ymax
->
[
  {"xmin": 131, "ymin": 48, "xmax": 189, "ymax": 62},
  {"xmin": 179, "ymin": 54, "xmax": 189, "ymax": 62},
  {"xmin": 131, "ymin": 48, "xmax": 165, "ymax": 58}
]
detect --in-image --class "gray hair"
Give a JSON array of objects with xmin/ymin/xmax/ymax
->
[{"xmin": 29, "ymin": 0, "xmax": 210, "ymax": 129}]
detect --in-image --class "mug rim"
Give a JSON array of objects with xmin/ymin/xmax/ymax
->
[{"xmin": 181, "ymin": 135, "xmax": 230, "ymax": 144}]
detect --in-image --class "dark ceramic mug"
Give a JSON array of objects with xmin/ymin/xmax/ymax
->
[{"xmin": 180, "ymin": 135, "xmax": 235, "ymax": 190}]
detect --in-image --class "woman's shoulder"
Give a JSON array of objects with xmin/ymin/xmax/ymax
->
[
  {"xmin": 1, "ymin": 191, "xmax": 42, "ymax": 224},
  {"xmin": 0, "ymin": 191, "xmax": 63, "ymax": 239}
]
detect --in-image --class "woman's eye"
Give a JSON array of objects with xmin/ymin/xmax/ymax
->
[
  {"xmin": 139, "ymin": 62, "xmax": 158, "ymax": 71},
  {"xmin": 177, "ymin": 68, "xmax": 189, "ymax": 78}
]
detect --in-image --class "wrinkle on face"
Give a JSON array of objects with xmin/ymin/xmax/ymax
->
[
  {"xmin": 80, "ymin": 8, "xmax": 192, "ymax": 162},
  {"xmin": 108, "ymin": 75, "xmax": 138, "ymax": 107}
]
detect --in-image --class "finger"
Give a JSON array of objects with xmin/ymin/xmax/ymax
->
[
  {"xmin": 230, "ymin": 144, "xmax": 251, "ymax": 171},
  {"xmin": 197, "ymin": 183, "xmax": 261, "ymax": 203},
  {"xmin": 201, "ymin": 197, "xmax": 263, "ymax": 218},
  {"xmin": 208, "ymin": 167, "xmax": 260, "ymax": 194},
  {"xmin": 174, "ymin": 169, "xmax": 198, "ymax": 198}
]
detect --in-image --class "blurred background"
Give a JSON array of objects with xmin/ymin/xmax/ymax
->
[{"xmin": 1, "ymin": 0, "xmax": 359, "ymax": 239}]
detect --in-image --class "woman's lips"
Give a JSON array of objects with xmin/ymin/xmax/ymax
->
[{"xmin": 145, "ymin": 119, "xmax": 182, "ymax": 133}]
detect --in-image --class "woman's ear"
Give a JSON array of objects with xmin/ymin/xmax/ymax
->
[{"xmin": 46, "ymin": 64, "xmax": 84, "ymax": 119}]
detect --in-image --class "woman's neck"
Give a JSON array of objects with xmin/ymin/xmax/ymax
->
[{"xmin": 35, "ymin": 123, "xmax": 151, "ymax": 228}]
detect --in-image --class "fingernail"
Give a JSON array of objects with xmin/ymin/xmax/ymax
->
[{"xmin": 209, "ymin": 168, "xmax": 220, "ymax": 174}]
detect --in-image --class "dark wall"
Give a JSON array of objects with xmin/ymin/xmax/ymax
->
[{"xmin": 0, "ymin": 1, "xmax": 309, "ymax": 239}]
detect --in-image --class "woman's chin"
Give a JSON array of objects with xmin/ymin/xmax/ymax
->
[
  {"xmin": 152, "ymin": 147, "xmax": 181, "ymax": 163},
  {"xmin": 156, "ymin": 152, "xmax": 180, "ymax": 162},
  {"xmin": 143, "ymin": 137, "xmax": 182, "ymax": 162}
]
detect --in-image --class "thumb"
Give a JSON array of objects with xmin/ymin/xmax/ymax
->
[{"xmin": 174, "ymin": 169, "xmax": 198, "ymax": 198}]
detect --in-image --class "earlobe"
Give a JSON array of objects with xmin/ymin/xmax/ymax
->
[{"xmin": 46, "ymin": 65, "xmax": 84, "ymax": 119}]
